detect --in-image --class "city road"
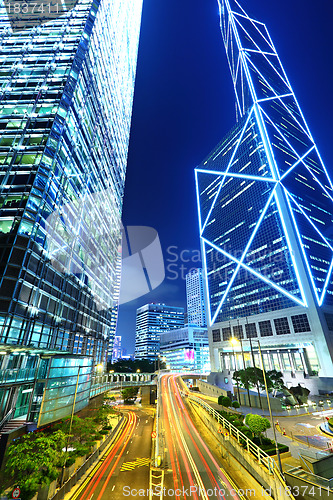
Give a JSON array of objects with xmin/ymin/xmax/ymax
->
[
  {"xmin": 159, "ymin": 374, "xmax": 245, "ymax": 500},
  {"xmin": 69, "ymin": 407, "xmax": 153, "ymax": 500}
]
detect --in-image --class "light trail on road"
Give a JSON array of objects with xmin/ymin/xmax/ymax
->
[
  {"xmin": 70, "ymin": 411, "xmax": 137, "ymax": 500},
  {"xmin": 161, "ymin": 374, "xmax": 243, "ymax": 500}
]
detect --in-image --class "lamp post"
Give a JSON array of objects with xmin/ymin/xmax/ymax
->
[
  {"xmin": 256, "ymin": 339, "xmax": 283, "ymax": 475},
  {"xmin": 231, "ymin": 335, "xmax": 252, "ymax": 407},
  {"xmin": 230, "ymin": 342, "xmax": 241, "ymax": 403},
  {"xmin": 248, "ymin": 336, "xmax": 263, "ymax": 410},
  {"xmin": 230, "ymin": 337, "xmax": 283, "ymax": 474}
]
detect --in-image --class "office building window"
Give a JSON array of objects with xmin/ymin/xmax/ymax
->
[
  {"xmin": 274, "ymin": 317, "xmax": 290, "ymax": 335},
  {"xmin": 291, "ymin": 314, "xmax": 311, "ymax": 333},
  {"xmin": 258, "ymin": 320, "xmax": 273, "ymax": 337},
  {"xmin": 245, "ymin": 323, "xmax": 257, "ymax": 338},
  {"xmin": 222, "ymin": 327, "xmax": 232, "ymax": 341},
  {"xmin": 232, "ymin": 324, "xmax": 244, "ymax": 339},
  {"xmin": 212, "ymin": 329, "xmax": 221, "ymax": 342}
]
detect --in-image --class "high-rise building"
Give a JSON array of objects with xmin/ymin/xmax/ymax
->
[
  {"xmin": 0, "ymin": 0, "xmax": 142, "ymax": 427},
  {"xmin": 195, "ymin": 0, "xmax": 333, "ymax": 393},
  {"xmin": 186, "ymin": 268, "xmax": 207, "ymax": 327},
  {"xmin": 160, "ymin": 326, "xmax": 210, "ymax": 373},
  {"xmin": 135, "ymin": 303, "xmax": 184, "ymax": 361},
  {"xmin": 111, "ymin": 335, "xmax": 122, "ymax": 362}
]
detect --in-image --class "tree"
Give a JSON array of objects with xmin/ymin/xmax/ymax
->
[
  {"xmin": 218, "ymin": 396, "xmax": 231, "ymax": 408},
  {"xmin": 4, "ymin": 431, "xmax": 66, "ymax": 500},
  {"xmin": 233, "ymin": 367, "xmax": 284, "ymax": 393},
  {"xmin": 122, "ymin": 386, "xmax": 139, "ymax": 402},
  {"xmin": 245, "ymin": 414, "xmax": 271, "ymax": 444},
  {"xmin": 267, "ymin": 369, "xmax": 285, "ymax": 392}
]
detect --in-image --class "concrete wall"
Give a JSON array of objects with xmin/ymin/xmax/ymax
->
[
  {"xmin": 189, "ymin": 399, "xmax": 294, "ymax": 500},
  {"xmin": 196, "ymin": 380, "xmax": 228, "ymax": 399},
  {"xmin": 284, "ymin": 472, "xmax": 333, "ymax": 500}
]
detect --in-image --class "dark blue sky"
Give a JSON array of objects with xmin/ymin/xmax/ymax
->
[{"xmin": 117, "ymin": 0, "xmax": 333, "ymax": 354}]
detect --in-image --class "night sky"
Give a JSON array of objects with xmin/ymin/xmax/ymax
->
[{"xmin": 117, "ymin": 0, "xmax": 333, "ymax": 355}]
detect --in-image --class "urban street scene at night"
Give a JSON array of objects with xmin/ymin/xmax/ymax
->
[{"xmin": 0, "ymin": 0, "xmax": 332, "ymax": 499}]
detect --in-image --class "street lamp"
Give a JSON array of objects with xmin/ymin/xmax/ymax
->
[
  {"xmin": 230, "ymin": 337, "xmax": 283, "ymax": 473},
  {"xmin": 230, "ymin": 336, "xmax": 251, "ymax": 407},
  {"xmin": 229, "ymin": 339, "xmax": 241, "ymax": 403},
  {"xmin": 254, "ymin": 339, "xmax": 283, "ymax": 474}
]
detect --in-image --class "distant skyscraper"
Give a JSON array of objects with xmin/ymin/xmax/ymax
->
[
  {"xmin": 0, "ymin": 0, "xmax": 142, "ymax": 426},
  {"xmin": 186, "ymin": 268, "xmax": 207, "ymax": 327},
  {"xmin": 160, "ymin": 326, "xmax": 210, "ymax": 373},
  {"xmin": 196, "ymin": 0, "xmax": 333, "ymax": 392},
  {"xmin": 135, "ymin": 303, "xmax": 185, "ymax": 361},
  {"xmin": 112, "ymin": 335, "xmax": 122, "ymax": 362}
]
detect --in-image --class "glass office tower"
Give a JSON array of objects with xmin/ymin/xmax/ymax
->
[
  {"xmin": 135, "ymin": 303, "xmax": 185, "ymax": 361},
  {"xmin": 186, "ymin": 268, "xmax": 207, "ymax": 327},
  {"xmin": 196, "ymin": 0, "xmax": 333, "ymax": 393},
  {"xmin": 0, "ymin": 0, "xmax": 142, "ymax": 426}
]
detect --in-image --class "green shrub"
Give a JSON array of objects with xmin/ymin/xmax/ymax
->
[
  {"xmin": 328, "ymin": 417, "xmax": 333, "ymax": 430},
  {"xmin": 218, "ymin": 396, "xmax": 232, "ymax": 408},
  {"xmin": 99, "ymin": 430, "xmax": 108, "ymax": 435},
  {"xmin": 65, "ymin": 456, "xmax": 76, "ymax": 467},
  {"xmin": 232, "ymin": 401, "xmax": 240, "ymax": 409}
]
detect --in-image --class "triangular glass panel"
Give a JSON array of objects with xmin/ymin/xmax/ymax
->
[
  {"xmin": 203, "ymin": 241, "xmax": 239, "ymax": 323},
  {"xmin": 196, "ymin": 172, "xmax": 223, "ymax": 229},
  {"xmin": 202, "ymin": 174, "xmax": 273, "ymax": 253},
  {"xmin": 244, "ymin": 196, "xmax": 303, "ymax": 302},
  {"xmin": 235, "ymin": 60, "xmax": 251, "ymax": 116},
  {"xmin": 260, "ymin": 116, "xmax": 299, "ymax": 177},
  {"xmin": 234, "ymin": 14, "xmax": 276, "ymax": 54},
  {"xmin": 229, "ymin": 0, "xmax": 248, "ymax": 16},
  {"xmin": 227, "ymin": 25, "xmax": 238, "ymax": 81},
  {"xmin": 245, "ymin": 53, "xmax": 291, "ymax": 101},
  {"xmin": 260, "ymin": 99, "xmax": 314, "ymax": 164},
  {"xmin": 278, "ymin": 95, "xmax": 310, "ymax": 137},
  {"xmin": 198, "ymin": 114, "xmax": 249, "ymax": 174},
  {"xmin": 226, "ymin": 114, "xmax": 272, "ymax": 178},
  {"xmin": 214, "ymin": 262, "xmax": 299, "ymax": 323},
  {"xmin": 282, "ymin": 164, "xmax": 333, "ymax": 244},
  {"xmin": 287, "ymin": 193, "xmax": 333, "ymax": 300},
  {"xmin": 249, "ymin": 52, "xmax": 289, "ymax": 87},
  {"xmin": 301, "ymin": 148, "xmax": 333, "ymax": 200}
]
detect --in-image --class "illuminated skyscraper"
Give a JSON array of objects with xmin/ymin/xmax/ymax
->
[
  {"xmin": 0, "ymin": 0, "xmax": 142, "ymax": 426},
  {"xmin": 186, "ymin": 268, "xmax": 207, "ymax": 327},
  {"xmin": 196, "ymin": 0, "xmax": 333, "ymax": 392},
  {"xmin": 135, "ymin": 303, "xmax": 184, "ymax": 361}
]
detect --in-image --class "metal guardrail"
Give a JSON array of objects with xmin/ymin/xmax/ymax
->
[
  {"xmin": 187, "ymin": 393, "xmax": 296, "ymax": 499},
  {"xmin": 89, "ymin": 380, "xmax": 153, "ymax": 398},
  {"xmin": 187, "ymin": 393, "xmax": 275, "ymax": 473}
]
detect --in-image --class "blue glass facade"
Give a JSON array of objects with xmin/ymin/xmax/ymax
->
[
  {"xmin": 197, "ymin": 0, "xmax": 333, "ymax": 387},
  {"xmin": 0, "ymin": 0, "xmax": 143, "ymax": 424},
  {"xmin": 135, "ymin": 303, "xmax": 185, "ymax": 361},
  {"xmin": 196, "ymin": 0, "xmax": 333, "ymax": 325}
]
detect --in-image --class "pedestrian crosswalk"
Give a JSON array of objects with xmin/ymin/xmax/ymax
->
[{"xmin": 120, "ymin": 457, "xmax": 151, "ymax": 471}]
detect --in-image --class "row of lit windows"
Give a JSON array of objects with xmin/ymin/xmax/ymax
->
[{"xmin": 212, "ymin": 313, "xmax": 311, "ymax": 342}]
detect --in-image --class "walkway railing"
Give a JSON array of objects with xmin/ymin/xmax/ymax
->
[
  {"xmin": 187, "ymin": 393, "xmax": 276, "ymax": 471},
  {"xmin": 187, "ymin": 393, "xmax": 296, "ymax": 498},
  {"xmin": 89, "ymin": 379, "xmax": 154, "ymax": 398},
  {"xmin": 0, "ymin": 367, "xmax": 38, "ymax": 385}
]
